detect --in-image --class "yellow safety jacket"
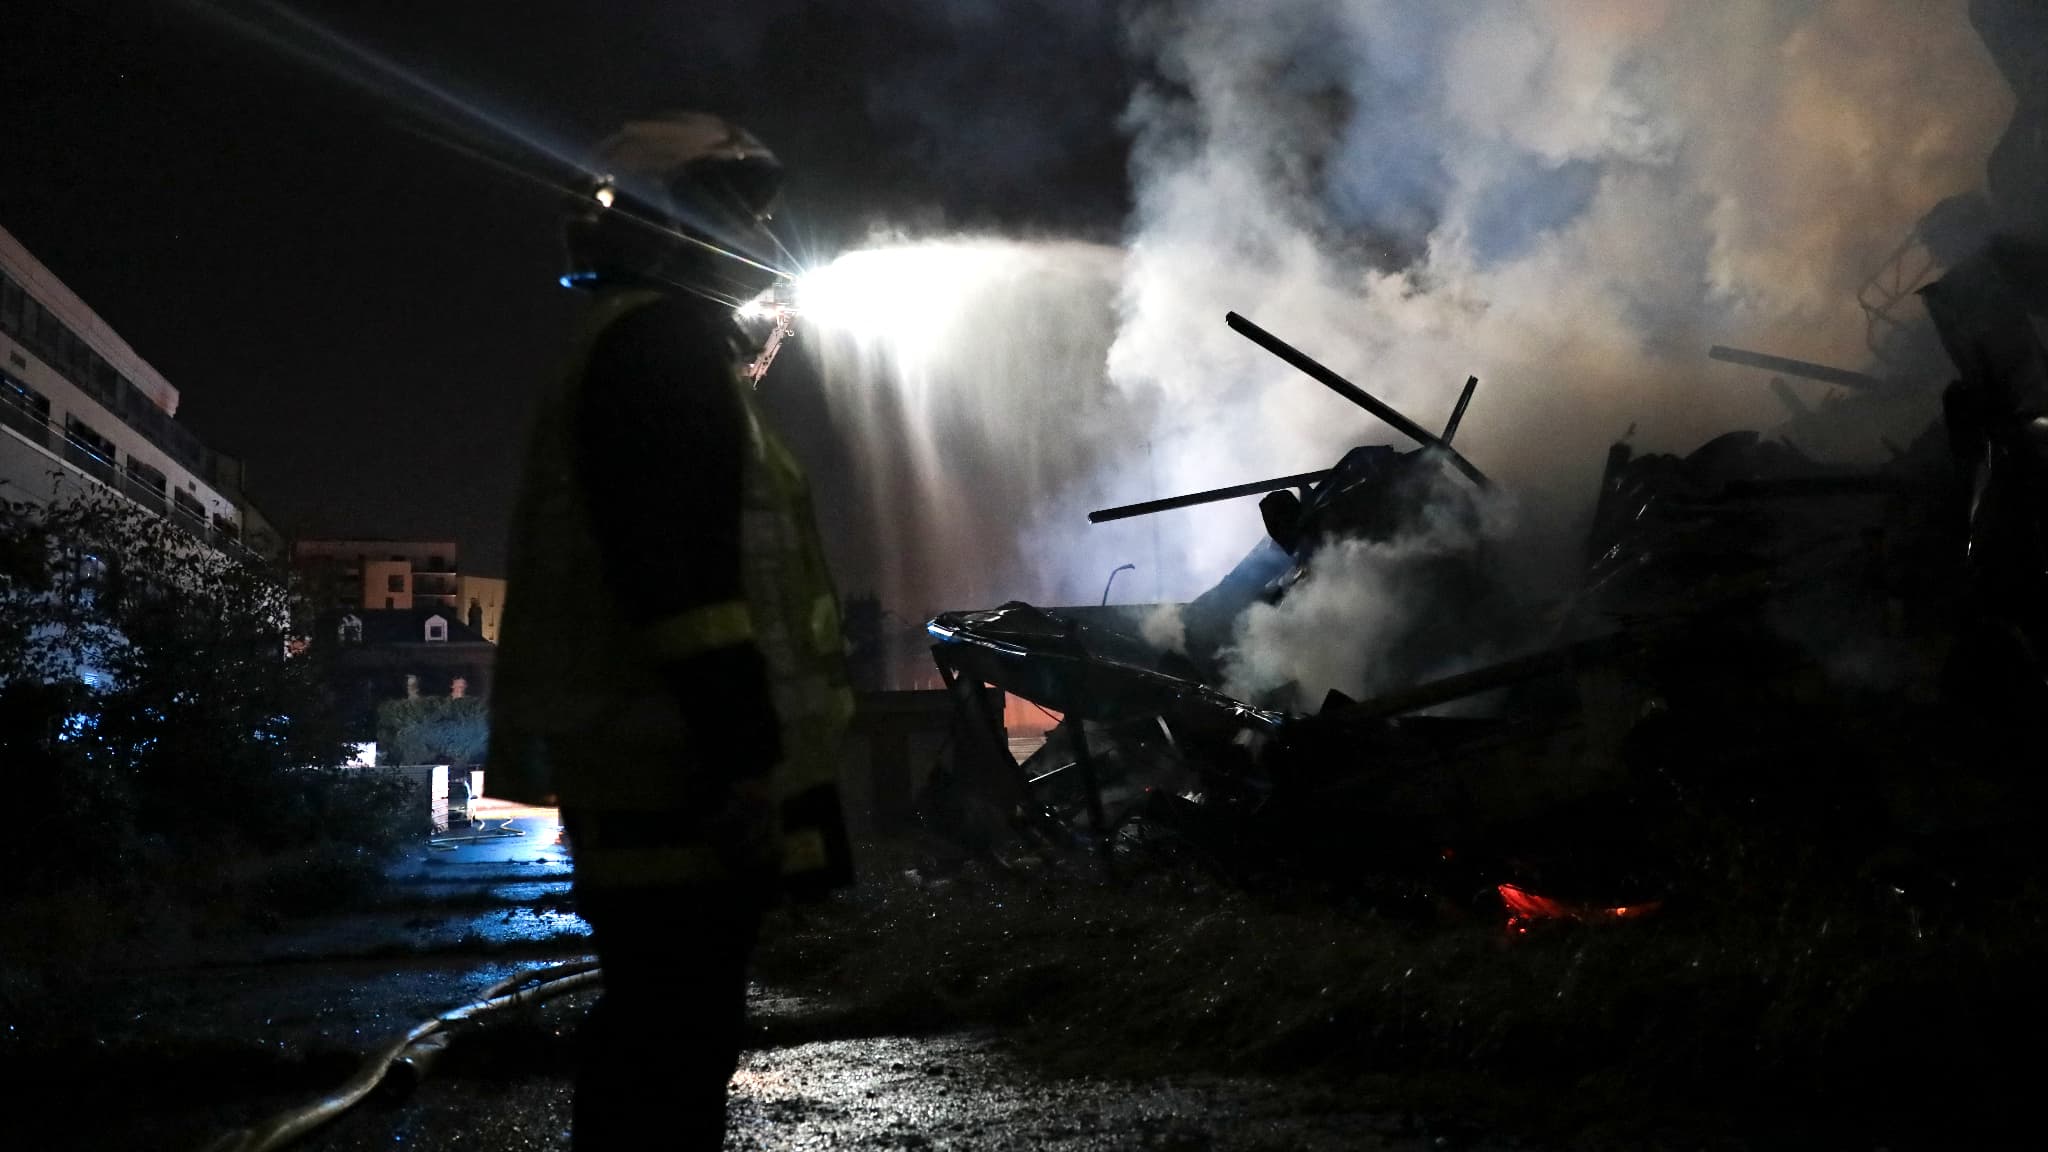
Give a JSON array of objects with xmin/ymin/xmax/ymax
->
[{"xmin": 490, "ymin": 290, "xmax": 854, "ymax": 891}]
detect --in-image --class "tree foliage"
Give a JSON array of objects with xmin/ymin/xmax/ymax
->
[
  {"xmin": 0, "ymin": 492, "xmax": 388, "ymax": 894},
  {"xmin": 376, "ymin": 695, "xmax": 490, "ymax": 767}
]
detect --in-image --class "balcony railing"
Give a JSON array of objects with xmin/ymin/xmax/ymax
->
[
  {"xmin": 1, "ymin": 387, "xmax": 50, "ymax": 446},
  {"xmin": 120, "ymin": 470, "xmax": 168, "ymax": 513},
  {"xmin": 61, "ymin": 434, "xmax": 121, "ymax": 490},
  {"xmin": 6, "ymin": 374, "xmax": 260, "ymax": 561},
  {"xmin": 170, "ymin": 500, "xmax": 208, "ymax": 533}
]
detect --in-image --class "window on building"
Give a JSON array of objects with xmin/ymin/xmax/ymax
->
[
  {"xmin": 125, "ymin": 458, "xmax": 164, "ymax": 488},
  {"xmin": 424, "ymin": 615, "xmax": 448, "ymax": 643},
  {"xmin": 172, "ymin": 487, "xmax": 205, "ymax": 525},
  {"xmin": 123, "ymin": 458, "xmax": 167, "ymax": 507},
  {"xmin": 0, "ymin": 273, "xmax": 22, "ymax": 333},
  {"xmin": 387, "ymin": 573, "xmax": 405, "ymax": 593},
  {"xmin": 119, "ymin": 379, "xmax": 150, "ymax": 423},
  {"xmin": 64, "ymin": 416, "xmax": 116, "ymax": 464},
  {"xmin": 1, "ymin": 373, "xmax": 50, "ymax": 431},
  {"xmin": 52, "ymin": 326, "xmax": 75, "ymax": 379},
  {"xmin": 58, "ymin": 329, "xmax": 86, "ymax": 387},
  {"xmin": 92, "ymin": 355, "xmax": 121, "ymax": 405}
]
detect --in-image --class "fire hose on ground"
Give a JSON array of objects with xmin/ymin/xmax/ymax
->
[
  {"xmin": 428, "ymin": 817, "xmax": 529, "ymax": 851},
  {"xmin": 202, "ymin": 958, "xmax": 603, "ymax": 1152}
]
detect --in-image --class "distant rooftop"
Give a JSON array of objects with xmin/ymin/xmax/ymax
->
[{"xmin": 324, "ymin": 607, "xmax": 491, "ymax": 646}]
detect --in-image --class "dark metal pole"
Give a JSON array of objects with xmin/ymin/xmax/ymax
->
[
  {"xmin": 1064, "ymin": 619, "xmax": 1113, "ymax": 868},
  {"xmin": 1442, "ymin": 375, "xmax": 1479, "ymax": 444},
  {"xmin": 1100, "ymin": 563, "xmax": 1135, "ymax": 605},
  {"xmin": 1708, "ymin": 345, "xmax": 1889, "ymax": 392},
  {"xmin": 1328, "ymin": 633, "xmax": 1634, "ymax": 725},
  {"xmin": 1225, "ymin": 311, "xmax": 1489, "ymax": 487},
  {"xmin": 1089, "ymin": 470, "xmax": 1333, "ymax": 524}
]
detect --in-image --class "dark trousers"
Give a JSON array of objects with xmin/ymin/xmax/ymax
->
[{"xmin": 572, "ymin": 885, "xmax": 763, "ymax": 1151}]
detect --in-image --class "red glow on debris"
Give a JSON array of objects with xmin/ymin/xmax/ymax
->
[{"xmin": 1497, "ymin": 883, "xmax": 1662, "ymax": 934}]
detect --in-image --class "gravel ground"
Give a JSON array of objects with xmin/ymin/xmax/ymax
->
[{"xmin": 293, "ymin": 991, "xmax": 1489, "ymax": 1152}]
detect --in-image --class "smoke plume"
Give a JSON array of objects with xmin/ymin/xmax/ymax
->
[
  {"xmin": 1111, "ymin": 0, "xmax": 2007, "ymax": 567},
  {"xmin": 802, "ymin": 1, "xmax": 2011, "ymax": 693},
  {"xmin": 1099, "ymin": 0, "xmax": 2009, "ymax": 699}
]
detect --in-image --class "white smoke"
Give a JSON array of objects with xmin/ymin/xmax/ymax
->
[
  {"xmin": 801, "ymin": 1, "xmax": 2011, "ymax": 692},
  {"xmin": 1139, "ymin": 601, "xmax": 1188, "ymax": 654},
  {"xmin": 1107, "ymin": 0, "xmax": 2010, "ymax": 696},
  {"xmin": 1224, "ymin": 533, "xmax": 1461, "ymax": 708},
  {"xmin": 1114, "ymin": 0, "xmax": 2006, "ymax": 556},
  {"xmin": 1220, "ymin": 475, "xmax": 1525, "ymax": 708}
]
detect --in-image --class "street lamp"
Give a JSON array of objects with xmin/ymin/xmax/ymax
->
[{"xmin": 1101, "ymin": 562, "xmax": 1136, "ymax": 606}]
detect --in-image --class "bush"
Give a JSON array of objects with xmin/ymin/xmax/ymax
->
[
  {"xmin": 375, "ymin": 695, "xmax": 489, "ymax": 766},
  {"xmin": 0, "ymin": 493, "xmax": 402, "ymax": 922}
]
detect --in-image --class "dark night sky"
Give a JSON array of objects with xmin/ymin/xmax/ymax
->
[{"xmin": 1, "ymin": 1, "xmax": 1130, "ymax": 574}]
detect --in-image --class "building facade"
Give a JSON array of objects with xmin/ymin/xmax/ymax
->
[
  {"xmin": 293, "ymin": 538, "xmax": 459, "ymax": 611},
  {"xmin": 292, "ymin": 538, "xmax": 507, "ymax": 642},
  {"xmin": 315, "ymin": 606, "xmax": 496, "ymax": 737},
  {"xmin": 0, "ymin": 224, "xmax": 256, "ymax": 549}
]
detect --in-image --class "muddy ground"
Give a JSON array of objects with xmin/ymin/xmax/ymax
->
[{"xmin": 5, "ymin": 808, "xmax": 2031, "ymax": 1151}]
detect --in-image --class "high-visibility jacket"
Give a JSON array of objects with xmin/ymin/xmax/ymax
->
[{"xmin": 489, "ymin": 289, "xmax": 854, "ymax": 892}]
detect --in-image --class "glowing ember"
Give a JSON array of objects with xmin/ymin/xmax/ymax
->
[{"xmin": 1497, "ymin": 883, "xmax": 1662, "ymax": 934}]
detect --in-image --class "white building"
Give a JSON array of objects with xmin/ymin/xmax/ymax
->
[{"xmin": 0, "ymin": 222, "xmax": 246, "ymax": 544}]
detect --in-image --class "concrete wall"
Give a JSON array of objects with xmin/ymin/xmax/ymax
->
[{"xmin": 363, "ymin": 559, "xmax": 414, "ymax": 611}]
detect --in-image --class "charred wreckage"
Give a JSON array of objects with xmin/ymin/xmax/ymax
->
[{"xmin": 919, "ymin": 212, "xmax": 2048, "ymax": 928}]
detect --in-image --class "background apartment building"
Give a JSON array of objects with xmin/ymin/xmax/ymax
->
[
  {"xmin": 0, "ymin": 224, "xmax": 278, "ymax": 558},
  {"xmin": 292, "ymin": 538, "xmax": 507, "ymax": 642}
]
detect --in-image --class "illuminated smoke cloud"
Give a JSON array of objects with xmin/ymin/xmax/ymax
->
[
  {"xmin": 801, "ymin": 1, "xmax": 2010, "ymax": 674},
  {"xmin": 1110, "ymin": 0, "xmax": 2009, "ymax": 584},
  {"xmin": 1096, "ymin": 0, "xmax": 2010, "ymax": 700}
]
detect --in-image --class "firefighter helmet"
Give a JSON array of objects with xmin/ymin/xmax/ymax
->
[{"xmin": 562, "ymin": 111, "xmax": 784, "ymax": 290}]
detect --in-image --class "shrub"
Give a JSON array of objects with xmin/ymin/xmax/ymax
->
[
  {"xmin": 0, "ymin": 493, "xmax": 399, "ymax": 915},
  {"xmin": 375, "ymin": 695, "xmax": 490, "ymax": 766}
]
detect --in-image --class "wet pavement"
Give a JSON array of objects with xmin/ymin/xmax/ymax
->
[
  {"xmin": 196, "ymin": 802, "xmax": 588, "ymax": 965},
  {"xmin": 26, "ymin": 799, "xmax": 1494, "ymax": 1151}
]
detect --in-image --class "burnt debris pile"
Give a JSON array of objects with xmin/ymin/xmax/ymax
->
[{"xmin": 920, "ymin": 229, "xmax": 2048, "ymax": 924}]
